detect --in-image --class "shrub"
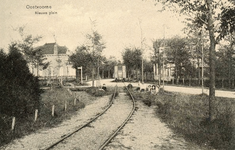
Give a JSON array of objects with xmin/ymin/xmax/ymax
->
[
  {"xmin": 158, "ymin": 87, "xmax": 165, "ymax": 94},
  {"xmin": 0, "ymin": 45, "xmax": 41, "ymax": 118},
  {"xmin": 95, "ymin": 89, "xmax": 106, "ymax": 97},
  {"xmin": 85, "ymin": 86, "xmax": 114, "ymax": 97},
  {"xmin": 127, "ymin": 84, "xmax": 133, "ymax": 89},
  {"xmin": 0, "ymin": 46, "xmax": 89, "ymax": 147},
  {"xmin": 85, "ymin": 87, "xmax": 97, "ymax": 95},
  {"xmin": 0, "ymin": 88, "xmax": 86, "ymax": 146},
  {"xmin": 142, "ymin": 99, "xmax": 152, "ymax": 107}
]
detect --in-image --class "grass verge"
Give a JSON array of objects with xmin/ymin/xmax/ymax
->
[
  {"xmin": 1, "ymin": 86, "xmax": 115, "ymax": 147},
  {"xmin": 0, "ymin": 87, "xmax": 87, "ymax": 147},
  {"xmin": 131, "ymin": 90, "xmax": 235, "ymax": 150}
]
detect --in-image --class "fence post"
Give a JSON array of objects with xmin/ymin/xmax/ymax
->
[
  {"xmin": 11, "ymin": 117, "xmax": 15, "ymax": 130},
  {"xmin": 34, "ymin": 109, "xmax": 38, "ymax": 122},
  {"xmin": 52, "ymin": 105, "xmax": 55, "ymax": 117}
]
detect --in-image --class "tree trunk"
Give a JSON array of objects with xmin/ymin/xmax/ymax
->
[
  {"xmin": 159, "ymin": 59, "xmax": 161, "ymax": 85},
  {"xmin": 222, "ymin": 78, "xmax": 224, "ymax": 89},
  {"xmin": 31, "ymin": 64, "xmax": 34, "ymax": 75},
  {"xmin": 206, "ymin": 0, "xmax": 216, "ymax": 121},
  {"xmin": 232, "ymin": 79, "xmax": 235, "ymax": 89},
  {"xmin": 198, "ymin": 64, "xmax": 201, "ymax": 86},
  {"xmin": 136, "ymin": 69, "xmax": 138, "ymax": 80},
  {"xmin": 36, "ymin": 63, "xmax": 39, "ymax": 77},
  {"xmin": 76, "ymin": 69, "xmax": 79, "ymax": 83},
  {"xmin": 102, "ymin": 70, "xmax": 104, "ymax": 79},
  {"xmin": 145, "ymin": 72, "xmax": 147, "ymax": 81},
  {"xmin": 92, "ymin": 67, "xmax": 95, "ymax": 87},
  {"xmin": 97, "ymin": 66, "xmax": 99, "ymax": 79},
  {"xmin": 175, "ymin": 65, "xmax": 178, "ymax": 85},
  {"xmin": 228, "ymin": 54, "xmax": 231, "ymax": 88},
  {"xmin": 129, "ymin": 71, "xmax": 131, "ymax": 80},
  {"xmin": 108, "ymin": 70, "xmax": 110, "ymax": 78},
  {"xmin": 189, "ymin": 76, "xmax": 191, "ymax": 86}
]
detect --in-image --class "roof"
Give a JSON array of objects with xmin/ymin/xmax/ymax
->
[{"xmin": 35, "ymin": 43, "xmax": 67, "ymax": 54}]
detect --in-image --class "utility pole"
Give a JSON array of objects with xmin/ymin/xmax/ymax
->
[
  {"xmin": 158, "ymin": 46, "xmax": 161, "ymax": 86},
  {"xmin": 141, "ymin": 39, "xmax": 144, "ymax": 83},
  {"xmin": 162, "ymin": 49, "xmax": 165, "ymax": 89},
  {"xmin": 97, "ymin": 56, "xmax": 100, "ymax": 79},
  {"xmin": 139, "ymin": 19, "xmax": 144, "ymax": 83},
  {"xmin": 162, "ymin": 25, "xmax": 166, "ymax": 89},
  {"xmin": 153, "ymin": 42, "xmax": 159, "ymax": 84}
]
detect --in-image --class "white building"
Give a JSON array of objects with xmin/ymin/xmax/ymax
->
[{"xmin": 29, "ymin": 43, "xmax": 76, "ymax": 79}]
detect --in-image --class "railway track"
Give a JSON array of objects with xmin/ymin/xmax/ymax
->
[
  {"xmin": 99, "ymin": 83, "xmax": 136, "ymax": 150},
  {"xmin": 43, "ymin": 83, "xmax": 136, "ymax": 150}
]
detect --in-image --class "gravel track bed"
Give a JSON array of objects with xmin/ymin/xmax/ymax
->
[
  {"xmin": 104, "ymin": 101, "xmax": 209, "ymax": 150},
  {"xmin": 50, "ymin": 93, "xmax": 133, "ymax": 150},
  {"xmin": 2, "ymin": 92, "xmax": 111, "ymax": 150}
]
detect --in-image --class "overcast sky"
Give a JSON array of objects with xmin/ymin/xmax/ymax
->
[{"xmin": 0, "ymin": 0, "xmax": 186, "ymax": 60}]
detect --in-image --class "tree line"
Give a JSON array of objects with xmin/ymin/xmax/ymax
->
[
  {"xmin": 119, "ymin": 0, "xmax": 235, "ymax": 122},
  {"xmin": 0, "ymin": 26, "xmax": 48, "ymax": 119},
  {"xmin": 0, "ymin": 44, "xmax": 41, "ymax": 118},
  {"xmin": 68, "ymin": 30, "xmax": 119, "ymax": 86},
  {"xmin": 156, "ymin": 0, "xmax": 235, "ymax": 121},
  {"xmin": 1, "ymin": 0, "xmax": 234, "ymax": 125}
]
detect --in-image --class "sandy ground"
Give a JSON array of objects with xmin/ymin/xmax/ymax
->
[
  {"xmin": 2, "ymin": 93, "xmax": 111, "ymax": 150},
  {"xmin": 104, "ymin": 101, "xmax": 209, "ymax": 150}
]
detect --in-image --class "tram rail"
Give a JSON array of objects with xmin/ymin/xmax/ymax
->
[
  {"xmin": 99, "ymin": 82, "xmax": 136, "ymax": 150},
  {"xmin": 44, "ymin": 83, "xmax": 136, "ymax": 150},
  {"xmin": 44, "ymin": 86, "xmax": 118, "ymax": 150}
]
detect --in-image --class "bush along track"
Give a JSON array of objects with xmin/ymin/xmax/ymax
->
[
  {"xmin": 0, "ymin": 86, "xmax": 115, "ymax": 148},
  {"xmin": 131, "ymin": 90, "xmax": 235, "ymax": 150},
  {"xmin": 0, "ymin": 87, "xmax": 87, "ymax": 147}
]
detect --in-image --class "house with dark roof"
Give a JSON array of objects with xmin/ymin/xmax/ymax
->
[
  {"xmin": 37, "ymin": 42, "xmax": 67, "ymax": 55},
  {"xmin": 30, "ymin": 43, "xmax": 76, "ymax": 78}
]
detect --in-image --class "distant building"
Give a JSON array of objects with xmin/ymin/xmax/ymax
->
[{"xmin": 29, "ymin": 43, "xmax": 76, "ymax": 78}]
